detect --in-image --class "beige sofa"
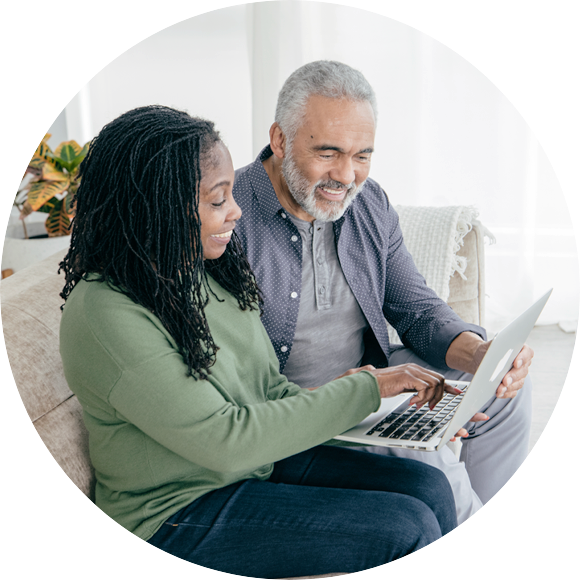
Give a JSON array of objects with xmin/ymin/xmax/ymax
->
[{"xmin": 0, "ymin": 213, "xmax": 487, "ymax": 561}]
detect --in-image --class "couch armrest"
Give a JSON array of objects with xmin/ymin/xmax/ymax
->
[
  {"xmin": 447, "ymin": 223, "xmax": 486, "ymax": 326},
  {"xmin": 387, "ymin": 206, "xmax": 487, "ymax": 344}
]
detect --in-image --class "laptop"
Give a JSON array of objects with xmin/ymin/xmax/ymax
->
[{"xmin": 334, "ymin": 289, "xmax": 552, "ymax": 452}]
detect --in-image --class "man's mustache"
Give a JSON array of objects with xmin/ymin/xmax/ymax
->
[{"xmin": 315, "ymin": 179, "xmax": 357, "ymax": 194}]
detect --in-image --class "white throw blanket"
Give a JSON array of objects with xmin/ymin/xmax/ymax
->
[{"xmin": 387, "ymin": 205, "xmax": 481, "ymax": 345}]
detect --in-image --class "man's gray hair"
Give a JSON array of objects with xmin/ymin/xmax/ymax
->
[{"xmin": 275, "ymin": 60, "xmax": 378, "ymax": 143}]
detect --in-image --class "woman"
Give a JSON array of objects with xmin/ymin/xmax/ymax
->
[{"xmin": 59, "ymin": 105, "xmax": 458, "ymax": 578}]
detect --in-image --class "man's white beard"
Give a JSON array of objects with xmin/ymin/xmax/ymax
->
[{"xmin": 281, "ymin": 151, "xmax": 364, "ymax": 222}]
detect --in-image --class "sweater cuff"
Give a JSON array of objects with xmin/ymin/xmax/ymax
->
[{"xmin": 358, "ymin": 370, "xmax": 382, "ymax": 413}]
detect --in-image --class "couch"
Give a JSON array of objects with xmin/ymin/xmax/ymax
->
[{"xmin": 0, "ymin": 206, "xmax": 488, "ymax": 574}]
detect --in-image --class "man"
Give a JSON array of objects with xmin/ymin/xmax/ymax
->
[{"xmin": 233, "ymin": 60, "xmax": 533, "ymax": 523}]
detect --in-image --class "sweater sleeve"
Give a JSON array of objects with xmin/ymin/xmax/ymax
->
[
  {"xmin": 109, "ymin": 355, "xmax": 380, "ymax": 474},
  {"xmin": 93, "ymin": 291, "xmax": 381, "ymax": 475}
]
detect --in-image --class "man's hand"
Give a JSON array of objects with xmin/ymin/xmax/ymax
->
[
  {"xmin": 473, "ymin": 342, "xmax": 534, "ymax": 399},
  {"xmin": 450, "ymin": 412, "xmax": 489, "ymax": 441},
  {"xmin": 446, "ymin": 332, "xmax": 534, "ymax": 399}
]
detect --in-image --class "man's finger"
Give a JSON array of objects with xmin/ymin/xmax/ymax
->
[
  {"xmin": 452, "ymin": 428, "xmax": 469, "ymax": 440},
  {"xmin": 469, "ymin": 412, "xmax": 489, "ymax": 422}
]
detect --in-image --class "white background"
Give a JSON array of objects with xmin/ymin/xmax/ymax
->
[{"xmin": 34, "ymin": 2, "xmax": 579, "ymax": 330}]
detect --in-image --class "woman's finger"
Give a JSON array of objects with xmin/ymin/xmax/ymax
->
[{"xmin": 410, "ymin": 377, "xmax": 461, "ymax": 410}]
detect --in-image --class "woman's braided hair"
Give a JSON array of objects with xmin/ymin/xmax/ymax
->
[{"xmin": 59, "ymin": 105, "xmax": 262, "ymax": 378}]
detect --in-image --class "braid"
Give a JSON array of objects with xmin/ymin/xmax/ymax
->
[
  {"xmin": 205, "ymin": 232, "xmax": 263, "ymax": 314},
  {"xmin": 59, "ymin": 105, "xmax": 262, "ymax": 378}
]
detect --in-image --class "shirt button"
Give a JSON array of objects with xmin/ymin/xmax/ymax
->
[
  {"xmin": 317, "ymin": 257, "xmax": 323, "ymax": 265},
  {"xmin": 290, "ymin": 292, "xmax": 298, "ymax": 299},
  {"xmin": 281, "ymin": 346, "xmax": 288, "ymax": 353},
  {"xmin": 281, "ymin": 212, "xmax": 287, "ymax": 219},
  {"xmin": 319, "ymin": 287, "xmax": 326, "ymax": 294},
  {"xmin": 291, "ymin": 235, "xmax": 298, "ymax": 242}
]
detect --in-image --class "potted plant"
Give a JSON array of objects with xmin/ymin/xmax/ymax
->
[
  {"xmin": 2, "ymin": 134, "xmax": 89, "ymax": 276},
  {"xmin": 15, "ymin": 133, "xmax": 89, "ymax": 237}
]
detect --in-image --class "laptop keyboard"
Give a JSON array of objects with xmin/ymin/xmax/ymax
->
[{"xmin": 366, "ymin": 385, "xmax": 468, "ymax": 443}]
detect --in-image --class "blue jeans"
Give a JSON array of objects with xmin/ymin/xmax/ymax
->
[
  {"xmin": 372, "ymin": 346, "xmax": 533, "ymax": 518},
  {"xmin": 147, "ymin": 445, "xmax": 457, "ymax": 577}
]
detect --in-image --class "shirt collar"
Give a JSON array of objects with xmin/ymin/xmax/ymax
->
[{"xmin": 248, "ymin": 145, "xmax": 286, "ymax": 222}]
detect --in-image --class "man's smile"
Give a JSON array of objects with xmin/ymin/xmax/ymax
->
[{"xmin": 317, "ymin": 185, "xmax": 347, "ymax": 201}]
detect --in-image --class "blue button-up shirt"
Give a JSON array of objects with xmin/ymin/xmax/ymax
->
[{"xmin": 234, "ymin": 146, "xmax": 486, "ymax": 371}]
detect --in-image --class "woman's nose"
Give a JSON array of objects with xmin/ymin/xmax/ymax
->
[{"xmin": 228, "ymin": 196, "xmax": 242, "ymax": 222}]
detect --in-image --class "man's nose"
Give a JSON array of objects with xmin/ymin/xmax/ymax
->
[{"xmin": 330, "ymin": 157, "xmax": 355, "ymax": 186}]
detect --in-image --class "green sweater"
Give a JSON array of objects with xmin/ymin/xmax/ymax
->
[{"xmin": 59, "ymin": 276, "xmax": 381, "ymax": 540}]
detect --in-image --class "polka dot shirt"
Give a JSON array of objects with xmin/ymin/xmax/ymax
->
[{"xmin": 234, "ymin": 146, "xmax": 485, "ymax": 371}]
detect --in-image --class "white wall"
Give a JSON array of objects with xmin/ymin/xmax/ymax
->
[
  {"xmin": 62, "ymin": 6, "xmax": 253, "ymax": 170},
  {"xmin": 51, "ymin": 1, "xmax": 578, "ymax": 330}
]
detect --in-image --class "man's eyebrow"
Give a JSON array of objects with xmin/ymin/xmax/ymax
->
[
  {"xmin": 312, "ymin": 145, "xmax": 344, "ymax": 153},
  {"xmin": 312, "ymin": 145, "xmax": 374, "ymax": 154}
]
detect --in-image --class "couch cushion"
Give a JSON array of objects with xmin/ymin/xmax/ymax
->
[
  {"xmin": 2, "ymin": 295, "xmax": 71, "ymax": 421},
  {"xmin": 1, "ymin": 249, "xmax": 95, "ymax": 498},
  {"xmin": 34, "ymin": 395, "xmax": 95, "ymax": 499}
]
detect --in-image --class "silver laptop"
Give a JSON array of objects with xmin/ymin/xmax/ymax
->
[{"xmin": 334, "ymin": 289, "xmax": 552, "ymax": 452}]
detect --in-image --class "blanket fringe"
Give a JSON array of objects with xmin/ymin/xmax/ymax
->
[{"xmin": 450, "ymin": 206, "xmax": 479, "ymax": 280}]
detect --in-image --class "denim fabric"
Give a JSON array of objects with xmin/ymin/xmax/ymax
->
[
  {"xmin": 355, "ymin": 346, "xmax": 531, "ymax": 523},
  {"xmin": 147, "ymin": 445, "xmax": 457, "ymax": 577}
]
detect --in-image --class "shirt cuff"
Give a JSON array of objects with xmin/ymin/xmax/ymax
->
[{"xmin": 430, "ymin": 320, "xmax": 487, "ymax": 370}]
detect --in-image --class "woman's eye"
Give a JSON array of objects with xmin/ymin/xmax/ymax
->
[{"xmin": 212, "ymin": 200, "xmax": 226, "ymax": 208}]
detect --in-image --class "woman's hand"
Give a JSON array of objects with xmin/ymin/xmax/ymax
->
[
  {"xmin": 334, "ymin": 364, "xmax": 377, "ymax": 380},
  {"xmin": 334, "ymin": 364, "xmax": 462, "ymax": 410},
  {"xmin": 368, "ymin": 364, "xmax": 462, "ymax": 411},
  {"xmin": 310, "ymin": 365, "xmax": 379, "ymax": 391},
  {"xmin": 335, "ymin": 364, "xmax": 490, "ymax": 437}
]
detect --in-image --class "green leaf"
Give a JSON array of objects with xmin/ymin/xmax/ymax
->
[
  {"xmin": 26, "ymin": 177, "xmax": 70, "ymax": 211},
  {"xmin": 69, "ymin": 141, "xmax": 90, "ymax": 171},
  {"xmin": 45, "ymin": 199, "xmax": 72, "ymax": 237},
  {"xmin": 41, "ymin": 163, "xmax": 68, "ymax": 182},
  {"xmin": 29, "ymin": 136, "xmax": 54, "ymax": 170},
  {"xmin": 52, "ymin": 141, "xmax": 82, "ymax": 171}
]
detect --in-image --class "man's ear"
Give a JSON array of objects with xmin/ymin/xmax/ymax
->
[{"xmin": 269, "ymin": 123, "xmax": 287, "ymax": 159}]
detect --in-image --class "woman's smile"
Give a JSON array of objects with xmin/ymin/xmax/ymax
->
[
  {"xmin": 198, "ymin": 144, "xmax": 241, "ymax": 260},
  {"xmin": 209, "ymin": 229, "xmax": 233, "ymax": 244}
]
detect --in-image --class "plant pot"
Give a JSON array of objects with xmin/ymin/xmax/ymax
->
[{"xmin": 2, "ymin": 221, "xmax": 71, "ymax": 274}]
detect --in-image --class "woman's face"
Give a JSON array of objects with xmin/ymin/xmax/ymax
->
[{"xmin": 198, "ymin": 143, "xmax": 241, "ymax": 260}]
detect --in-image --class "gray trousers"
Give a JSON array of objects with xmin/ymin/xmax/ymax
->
[{"xmin": 355, "ymin": 346, "xmax": 532, "ymax": 524}]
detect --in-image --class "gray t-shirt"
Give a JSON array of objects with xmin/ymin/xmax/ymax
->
[{"xmin": 283, "ymin": 215, "xmax": 370, "ymax": 389}]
